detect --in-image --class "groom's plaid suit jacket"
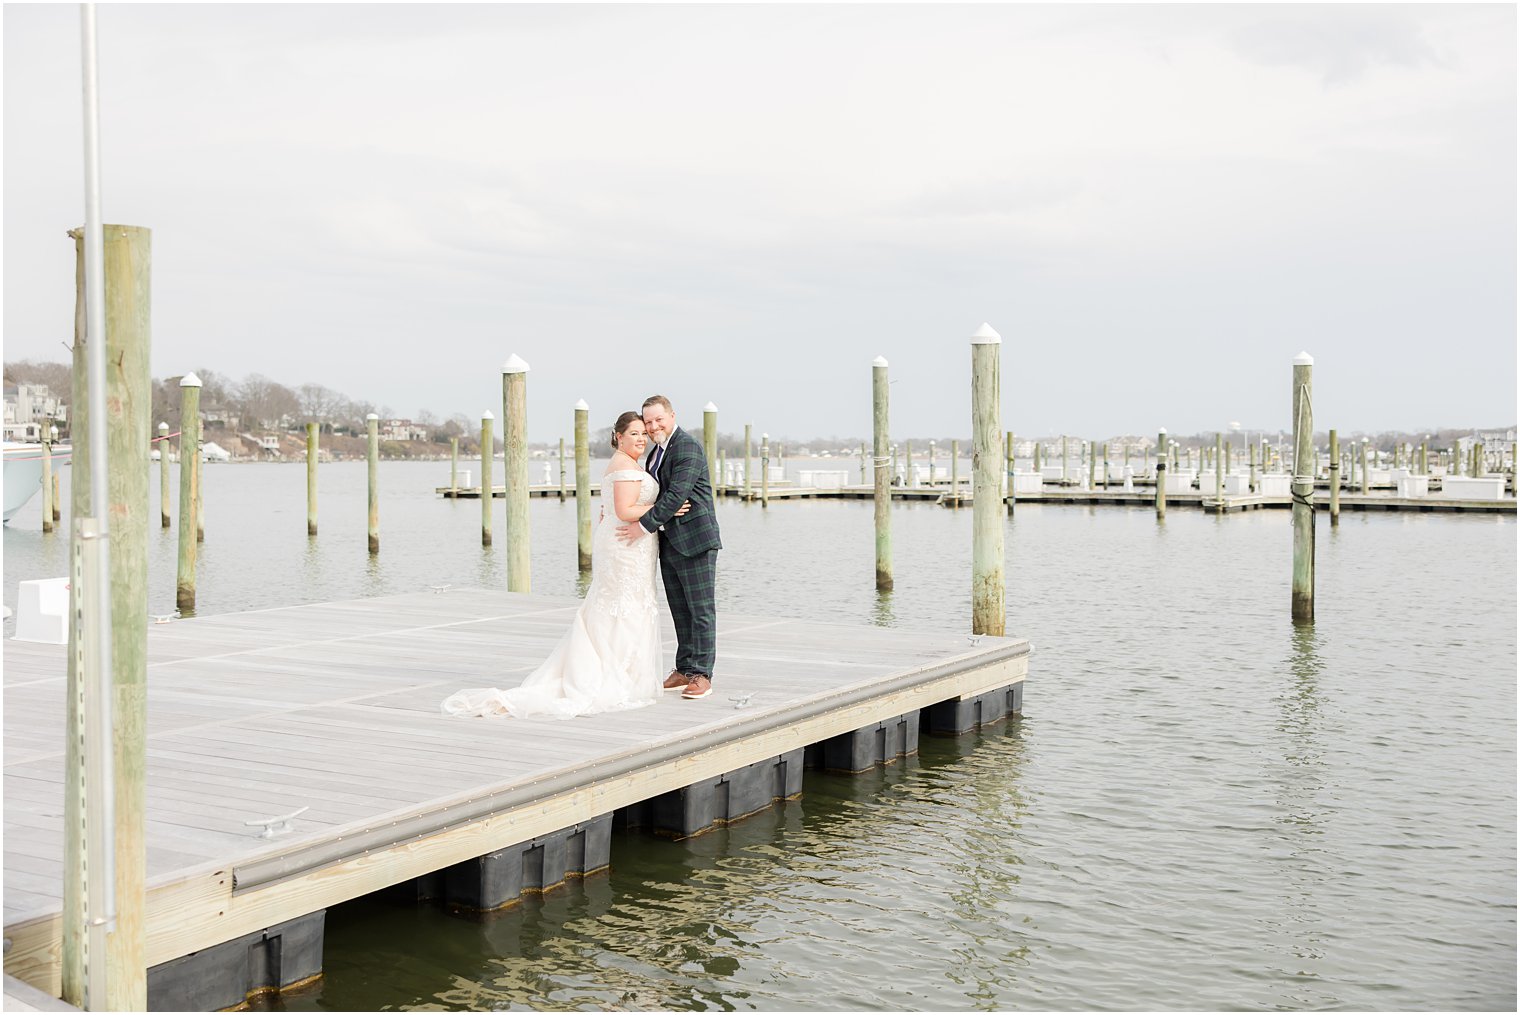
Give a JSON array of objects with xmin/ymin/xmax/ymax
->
[{"xmin": 640, "ymin": 426, "xmax": 722, "ymax": 557}]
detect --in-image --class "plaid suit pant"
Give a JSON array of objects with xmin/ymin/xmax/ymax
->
[{"xmin": 659, "ymin": 542, "xmax": 718, "ymax": 679}]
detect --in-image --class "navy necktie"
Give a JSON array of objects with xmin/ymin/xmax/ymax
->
[{"xmin": 649, "ymin": 444, "xmax": 664, "ymax": 477}]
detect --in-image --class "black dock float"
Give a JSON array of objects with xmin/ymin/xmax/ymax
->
[{"xmin": 146, "ymin": 911, "xmax": 324, "ymax": 1012}]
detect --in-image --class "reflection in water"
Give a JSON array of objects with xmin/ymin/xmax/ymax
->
[
  {"xmin": 872, "ymin": 588, "xmax": 896, "ymax": 628},
  {"xmin": 1268, "ymin": 622, "xmax": 1334, "ymax": 1002}
]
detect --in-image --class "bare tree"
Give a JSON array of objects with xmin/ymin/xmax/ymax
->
[{"xmin": 298, "ymin": 383, "xmax": 342, "ymax": 421}]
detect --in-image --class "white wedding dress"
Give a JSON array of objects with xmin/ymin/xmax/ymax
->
[{"xmin": 441, "ymin": 469, "xmax": 663, "ymax": 719}]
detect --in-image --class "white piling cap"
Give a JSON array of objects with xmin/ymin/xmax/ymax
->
[
  {"xmin": 1159, "ymin": 426, "xmax": 1167, "ymax": 434},
  {"xmin": 970, "ymin": 322, "xmax": 1002, "ymax": 344},
  {"xmin": 1293, "ymin": 351, "xmax": 1314, "ymax": 365},
  {"xmin": 366, "ymin": 413, "xmax": 379, "ymax": 421},
  {"xmin": 704, "ymin": 402, "xmax": 718, "ymax": 412},
  {"xmin": 159, "ymin": 421, "xmax": 169, "ymax": 431},
  {"xmin": 180, "ymin": 372, "xmax": 202, "ymax": 388},
  {"xmin": 762, "ymin": 433, "xmax": 769, "ymax": 440},
  {"xmin": 873, "ymin": 356, "xmax": 889, "ymax": 368},
  {"xmin": 502, "ymin": 354, "xmax": 531, "ymax": 374},
  {"xmin": 574, "ymin": 399, "xmax": 589, "ymax": 411},
  {"xmin": 482, "ymin": 410, "xmax": 495, "ymax": 420}
]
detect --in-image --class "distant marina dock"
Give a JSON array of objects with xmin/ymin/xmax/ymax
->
[{"xmin": 3, "ymin": 590, "xmax": 1026, "ymax": 1009}]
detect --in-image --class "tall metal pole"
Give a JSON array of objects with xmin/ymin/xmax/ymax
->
[
  {"xmin": 502, "ymin": 355, "xmax": 531, "ymax": 592},
  {"xmin": 1291, "ymin": 352, "xmax": 1315, "ymax": 622},
  {"xmin": 873, "ymin": 357, "xmax": 892, "ymax": 590},
  {"xmin": 970, "ymin": 324, "xmax": 1004, "ymax": 636},
  {"xmin": 574, "ymin": 400, "xmax": 591, "ymax": 570}
]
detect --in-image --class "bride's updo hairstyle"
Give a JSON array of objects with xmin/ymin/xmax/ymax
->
[{"xmin": 611, "ymin": 411, "xmax": 642, "ymax": 451}]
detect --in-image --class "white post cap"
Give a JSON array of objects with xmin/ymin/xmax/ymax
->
[
  {"xmin": 574, "ymin": 399, "xmax": 589, "ymax": 411},
  {"xmin": 180, "ymin": 372, "xmax": 202, "ymax": 388},
  {"xmin": 502, "ymin": 354, "xmax": 531, "ymax": 374},
  {"xmin": 762, "ymin": 433, "xmax": 769, "ymax": 440},
  {"xmin": 970, "ymin": 322, "xmax": 1002, "ymax": 344},
  {"xmin": 482, "ymin": 410, "xmax": 495, "ymax": 420},
  {"xmin": 366, "ymin": 413, "xmax": 379, "ymax": 421},
  {"xmin": 1159, "ymin": 426, "xmax": 1167, "ymax": 434},
  {"xmin": 873, "ymin": 356, "xmax": 889, "ymax": 368},
  {"xmin": 704, "ymin": 402, "xmax": 718, "ymax": 412},
  {"xmin": 1293, "ymin": 351, "xmax": 1314, "ymax": 365},
  {"xmin": 159, "ymin": 421, "xmax": 169, "ymax": 431}
]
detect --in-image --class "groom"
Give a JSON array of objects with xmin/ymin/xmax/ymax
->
[{"xmin": 617, "ymin": 395, "xmax": 722, "ymax": 700}]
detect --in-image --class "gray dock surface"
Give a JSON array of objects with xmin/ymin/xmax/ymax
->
[{"xmin": 3, "ymin": 589, "xmax": 1025, "ymax": 995}]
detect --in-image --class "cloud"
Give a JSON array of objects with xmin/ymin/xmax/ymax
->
[{"xmin": 1227, "ymin": 10, "xmax": 1445, "ymax": 85}]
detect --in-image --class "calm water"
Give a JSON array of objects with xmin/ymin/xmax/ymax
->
[{"xmin": 4, "ymin": 461, "xmax": 1515, "ymax": 1010}]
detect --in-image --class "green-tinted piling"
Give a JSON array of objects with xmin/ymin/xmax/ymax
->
[
  {"xmin": 761, "ymin": 433, "xmax": 770, "ymax": 508},
  {"xmin": 1155, "ymin": 428, "xmax": 1167, "ymax": 519},
  {"xmin": 970, "ymin": 324, "xmax": 1003, "ymax": 636},
  {"xmin": 306, "ymin": 422, "xmax": 318, "ymax": 536},
  {"xmin": 744, "ymin": 423, "xmax": 753, "ymax": 499},
  {"xmin": 176, "ymin": 375, "xmax": 202, "ymax": 612},
  {"xmin": 873, "ymin": 356, "xmax": 892, "ymax": 590},
  {"xmin": 367, "ymin": 414, "xmax": 380, "ymax": 554},
  {"xmin": 157, "ymin": 422, "xmax": 169, "ymax": 529},
  {"xmin": 575, "ymin": 401, "xmax": 591, "ymax": 570},
  {"xmin": 1328, "ymin": 429, "xmax": 1340, "ymax": 526},
  {"xmin": 1291, "ymin": 353, "xmax": 1315, "ymax": 622},
  {"xmin": 502, "ymin": 356, "xmax": 531, "ymax": 592},
  {"xmin": 480, "ymin": 412, "xmax": 494, "ymax": 546}
]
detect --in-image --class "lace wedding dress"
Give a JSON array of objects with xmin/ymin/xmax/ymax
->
[{"xmin": 441, "ymin": 469, "xmax": 662, "ymax": 719}]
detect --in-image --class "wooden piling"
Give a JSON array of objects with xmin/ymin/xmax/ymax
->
[
  {"xmin": 970, "ymin": 324, "xmax": 1003, "ymax": 636},
  {"xmin": 1102, "ymin": 442, "xmax": 1110, "ymax": 489},
  {"xmin": 157, "ymin": 422, "xmax": 169, "ymax": 528},
  {"xmin": 480, "ymin": 411, "xmax": 494, "ymax": 546},
  {"xmin": 905, "ymin": 441, "xmax": 913, "ymax": 486},
  {"xmin": 1291, "ymin": 352, "xmax": 1315, "ymax": 622},
  {"xmin": 928, "ymin": 440, "xmax": 935, "ymax": 487},
  {"xmin": 703, "ymin": 403, "xmax": 719, "ymax": 495},
  {"xmin": 575, "ymin": 400, "xmax": 591, "ymax": 570},
  {"xmin": 761, "ymin": 433, "xmax": 770, "ymax": 508},
  {"xmin": 1088, "ymin": 439, "xmax": 1096, "ymax": 490},
  {"xmin": 67, "ymin": 222, "xmax": 153, "ymax": 1008},
  {"xmin": 41, "ymin": 434, "xmax": 54, "ymax": 533},
  {"xmin": 860, "ymin": 441, "xmax": 868, "ymax": 488},
  {"xmin": 1329, "ymin": 429, "xmax": 1340, "ymax": 526},
  {"xmin": 306, "ymin": 422, "xmax": 318, "ymax": 536},
  {"xmin": 54, "ymin": 472, "xmax": 62, "ymax": 522},
  {"xmin": 558, "ymin": 438, "xmax": 566, "ymax": 499},
  {"xmin": 1214, "ymin": 432, "xmax": 1224, "ymax": 511},
  {"xmin": 450, "ymin": 436, "xmax": 459, "ymax": 496},
  {"xmin": 1061, "ymin": 435, "xmax": 1069, "ymax": 485},
  {"xmin": 502, "ymin": 356, "xmax": 531, "ymax": 593},
  {"xmin": 873, "ymin": 356, "xmax": 892, "ymax": 591},
  {"xmin": 951, "ymin": 438, "xmax": 960, "ymax": 499},
  {"xmin": 1005, "ymin": 431, "xmax": 1015, "ymax": 514},
  {"xmin": 1361, "ymin": 439, "xmax": 1370, "ymax": 494},
  {"xmin": 1155, "ymin": 428, "xmax": 1167, "ymax": 519},
  {"xmin": 1420, "ymin": 440, "xmax": 1428, "ymax": 476},
  {"xmin": 744, "ymin": 423, "xmax": 753, "ymax": 499},
  {"xmin": 176, "ymin": 375, "xmax": 202, "ymax": 613},
  {"xmin": 367, "ymin": 414, "xmax": 380, "ymax": 555}
]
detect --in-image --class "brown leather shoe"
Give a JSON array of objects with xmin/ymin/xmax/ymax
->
[
  {"xmin": 681, "ymin": 675, "xmax": 712, "ymax": 700},
  {"xmin": 663, "ymin": 669, "xmax": 692, "ymax": 691}
]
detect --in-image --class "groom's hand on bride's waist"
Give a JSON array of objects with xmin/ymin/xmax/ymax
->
[{"xmin": 616, "ymin": 520, "xmax": 649, "ymax": 544}]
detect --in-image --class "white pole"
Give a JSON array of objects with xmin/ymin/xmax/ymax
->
[{"xmin": 79, "ymin": 4, "xmax": 117, "ymax": 1006}]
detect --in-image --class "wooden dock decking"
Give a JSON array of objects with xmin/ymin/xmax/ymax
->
[{"xmin": 2, "ymin": 590, "xmax": 1027, "ymax": 997}]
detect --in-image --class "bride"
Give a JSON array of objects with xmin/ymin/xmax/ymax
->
[{"xmin": 441, "ymin": 411, "xmax": 684, "ymax": 720}]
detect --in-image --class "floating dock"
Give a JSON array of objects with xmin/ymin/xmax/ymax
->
[
  {"xmin": 3, "ymin": 590, "xmax": 1026, "ymax": 1009},
  {"xmin": 438, "ymin": 481, "xmax": 1513, "ymax": 512}
]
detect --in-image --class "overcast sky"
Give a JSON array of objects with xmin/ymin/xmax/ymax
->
[{"xmin": 4, "ymin": 4, "xmax": 1514, "ymax": 441}]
